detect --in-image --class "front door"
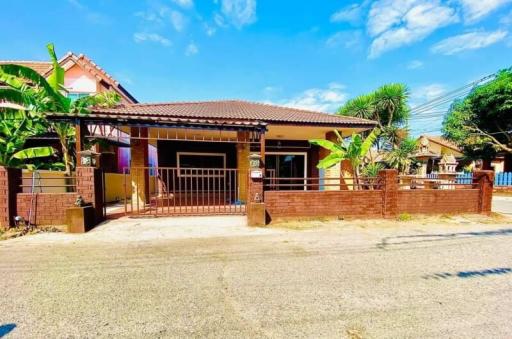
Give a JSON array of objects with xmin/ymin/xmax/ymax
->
[{"xmin": 265, "ymin": 153, "xmax": 307, "ymax": 190}]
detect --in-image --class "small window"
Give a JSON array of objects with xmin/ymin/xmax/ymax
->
[
  {"xmin": 177, "ymin": 152, "xmax": 226, "ymax": 177},
  {"xmin": 67, "ymin": 92, "xmax": 91, "ymax": 101}
]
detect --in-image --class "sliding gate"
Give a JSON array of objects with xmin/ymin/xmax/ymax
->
[{"xmin": 125, "ymin": 167, "xmax": 247, "ymax": 216}]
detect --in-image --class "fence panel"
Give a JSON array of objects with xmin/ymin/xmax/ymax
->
[{"xmin": 495, "ymin": 172, "xmax": 512, "ymax": 186}]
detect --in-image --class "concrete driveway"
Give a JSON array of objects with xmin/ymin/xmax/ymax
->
[{"xmin": 1, "ymin": 215, "xmax": 512, "ymax": 338}]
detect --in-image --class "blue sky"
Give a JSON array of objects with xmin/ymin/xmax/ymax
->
[{"xmin": 2, "ymin": 0, "xmax": 512, "ymax": 135}]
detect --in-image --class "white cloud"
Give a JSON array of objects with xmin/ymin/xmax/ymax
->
[
  {"xmin": 172, "ymin": 0, "xmax": 194, "ymax": 9},
  {"xmin": 169, "ymin": 10, "xmax": 186, "ymax": 32},
  {"xmin": 220, "ymin": 0, "xmax": 257, "ymax": 28},
  {"xmin": 500, "ymin": 9, "xmax": 512, "ymax": 25},
  {"xmin": 431, "ymin": 29, "xmax": 508, "ymax": 55},
  {"xmin": 368, "ymin": 0, "xmax": 458, "ymax": 58},
  {"xmin": 133, "ymin": 32, "xmax": 172, "ymax": 46},
  {"xmin": 331, "ymin": 2, "xmax": 368, "ymax": 25},
  {"xmin": 407, "ymin": 60, "xmax": 424, "ymax": 69},
  {"xmin": 412, "ymin": 83, "xmax": 446, "ymax": 102},
  {"xmin": 185, "ymin": 42, "xmax": 199, "ymax": 56},
  {"xmin": 278, "ymin": 83, "xmax": 348, "ymax": 113},
  {"xmin": 326, "ymin": 30, "xmax": 363, "ymax": 49},
  {"xmin": 458, "ymin": 0, "xmax": 512, "ymax": 23}
]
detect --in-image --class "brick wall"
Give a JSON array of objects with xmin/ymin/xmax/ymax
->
[
  {"xmin": 265, "ymin": 190, "xmax": 383, "ymax": 220},
  {"xmin": 262, "ymin": 169, "xmax": 494, "ymax": 223},
  {"xmin": 0, "ymin": 167, "xmax": 21, "ymax": 229},
  {"xmin": 397, "ymin": 189, "xmax": 480, "ymax": 214},
  {"xmin": 16, "ymin": 193, "xmax": 77, "ymax": 225}
]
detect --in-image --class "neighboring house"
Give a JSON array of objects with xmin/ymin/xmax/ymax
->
[
  {"xmin": 0, "ymin": 52, "xmax": 144, "ymax": 173},
  {"xmin": 414, "ymin": 135, "xmax": 465, "ymax": 175}
]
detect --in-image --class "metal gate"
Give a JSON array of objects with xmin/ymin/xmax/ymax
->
[{"xmin": 124, "ymin": 167, "xmax": 246, "ymax": 216}]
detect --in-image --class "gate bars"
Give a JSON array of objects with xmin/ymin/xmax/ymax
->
[{"xmin": 124, "ymin": 167, "xmax": 247, "ymax": 216}]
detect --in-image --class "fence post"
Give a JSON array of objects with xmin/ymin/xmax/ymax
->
[
  {"xmin": 379, "ymin": 169, "xmax": 398, "ymax": 219},
  {"xmin": 473, "ymin": 170, "xmax": 494, "ymax": 214},
  {"xmin": 247, "ymin": 155, "xmax": 266, "ymax": 226},
  {"xmin": 76, "ymin": 167, "xmax": 105, "ymax": 224},
  {"xmin": 0, "ymin": 167, "xmax": 21, "ymax": 229}
]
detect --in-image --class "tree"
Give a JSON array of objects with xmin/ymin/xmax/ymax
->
[
  {"xmin": 0, "ymin": 43, "xmax": 120, "ymax": 174},
  {"xmin": 0, "ymin": 111, "xmax": 55, "ymax": 167},
  {"xmin": 309, "ymin": 129, "xmax": 380, "ymax": 186},
  {"xmin": 443, "ymin": 69, "xmax": 512, "ymax": 158},
  {"xmin": 385, "ymin": 137, "xmax": 417, "ymax": 174},
  {"xmin": 338, "ymin": 83, "xmax": 410, "ymax": 148}
]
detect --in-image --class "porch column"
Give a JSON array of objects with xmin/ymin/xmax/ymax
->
[
  {"xmin": 319, "ymin": 131, "xmax": 347, "ymax": 191},
  {"xmin": 236, "ymin": 131, "xmax": 250, "ymax": 202},
  {"xmin": 130, "ymin": 127, "xmax": 150, "ymax": 210},
  {"xmin": 75, "ymin": 119, "xmax": 87, "ymax": 153}
]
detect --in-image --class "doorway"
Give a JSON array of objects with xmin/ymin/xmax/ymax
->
[{"xmin": 265, "ymin": 152, "xmax": 307, "ymax": 190}]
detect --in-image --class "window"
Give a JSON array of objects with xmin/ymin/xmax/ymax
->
[
  {"xmin": 67, "ymin": 92, "xmax": 91, "ymax": 101},
  {"xmin": 177, "ymin": 152, "xmax": 226, "ymax": 177}
]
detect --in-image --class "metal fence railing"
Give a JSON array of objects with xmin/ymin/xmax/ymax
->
[
  {"xmin": 20, "ymin": 171, "xmax": 77, "ymax": 193},
  {"xmin": 263, "ymin": 176, "xmax": 383, "ymax": 191}
]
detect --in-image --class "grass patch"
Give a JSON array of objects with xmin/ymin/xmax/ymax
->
[
  {"xmin": 0, "ymin": 225, "xmax": 61, "ymax": 241},
  {"xmin": 397, "ymin": 213, "xmax": 413, "ymax": 222}
]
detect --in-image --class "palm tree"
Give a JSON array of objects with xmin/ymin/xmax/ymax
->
[
  {"xmin": 338, "ymin": 83, "xmax": 410, "ymax": 148},
  {"xmin": 385, "ymin": 137, "xmax": 418, "ymax": 174},
  {"xmin": 0, "ymin": 43, "xmax": 120, "ymax": 174},
  {"xmin": 309, "ymin": 129, "xmax": 380, "ymax": 188}
]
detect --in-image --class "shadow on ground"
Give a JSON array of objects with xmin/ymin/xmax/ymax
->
[
  {"xmin": 0, "ymin": 324, "xmax": 16, "ymax": 337},
  {"xmin": 377, "ymin": 228, "xmax": 512, "ymax": 249},
  {"xmin": 422, "ymin": 267, "xmax": 512, "ymax": 280}
]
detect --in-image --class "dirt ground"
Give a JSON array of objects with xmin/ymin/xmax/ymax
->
[{"xmin": 1, "ymin": 213, "xmax": 512, "ymax": 338}]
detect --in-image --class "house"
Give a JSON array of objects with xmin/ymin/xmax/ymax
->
[
  {"xmin": 414, "ymin": 135, "xmax": 465, "ymax": 175},
  {"xmin": 46, "ymin": 99, "xmax": 376, "ymax": 216},
  {"xmin": 0, "ymin": 53, "xmax": 149, "ymax": 174}
]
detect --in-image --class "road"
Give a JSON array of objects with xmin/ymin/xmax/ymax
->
[
  {"xmin": 1, "ymin": 215, "xmax": 511, "ymax": 338},
  {"xmin": 493, "ymin": 195, "xmax": 512, "ymax": 216}
]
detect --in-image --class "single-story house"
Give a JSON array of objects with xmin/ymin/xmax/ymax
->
[{"xmin": 47, "ymin": 100, "xmax": 376, "ymax": 216}]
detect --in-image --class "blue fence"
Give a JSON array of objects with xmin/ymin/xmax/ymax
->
[{"xmin": 495, "ymin": 172, "xmax": 512, "ymax": 186}]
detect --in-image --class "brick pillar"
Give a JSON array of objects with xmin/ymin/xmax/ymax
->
[
  {"xmin": 473, "ymin": 170, "xmax": 494, "ymax": 214},
  {"xmin": 130, "ymin": 128, "xmax": 150, "ymax": 209},
  {"xmin": 76, "ymin": 167, "xmax": 104, "ymax": 223},
  {"xmin": 236, "ymin": 132, "xmax": 250, "ymax": 202},
  {"xmin": 0, "ymin": 167, "xmax": 21, "ymax": 229},
  {"xmin": 379, "ymin": 169, "xmax": 398, "ymax": 219},
  {"xmin": 247, "ymin": 151, "xmax": 266, "ymax": 226}
]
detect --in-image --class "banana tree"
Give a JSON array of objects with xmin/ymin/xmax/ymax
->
[
  {"xmin": 0, "ymin": 111, "xmax": 55, "ymax": 167},
  {"xmin": 0, "ymin": 43, "xmax": 120, "ymax": 174},
  {"xmin": 309, "ymin": 128, "xmax": 380, "ymax": 188}
]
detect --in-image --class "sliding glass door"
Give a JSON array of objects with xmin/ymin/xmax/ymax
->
[{"xmin": 265, "ymin": 153, "xmax": 307, "ymax": 190}]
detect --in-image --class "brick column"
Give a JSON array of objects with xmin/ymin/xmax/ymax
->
[
  {"xmin": 473, "ymin": 170, "xmax": 494, "ymax": 214},
  {"xmin": 0, "ymin": 167, "xmax": 21, "ymax": 229},
  {"xmin": 76, "ymin": 167, "xmax": 104, "ymax": 223},
  {"xmin": 236, "ymin": 132, "xmax": 250, "ymax": 202},
  {"xmin": 379, "ymin": 169, "xmax": 398, "ymax": 219},
  {"xmin": 130, "ymin": 127, "xmax": 149, "ymax": 209},
  {"xmin": 247, "ymin": 151, "xmax": 266, "ymax": 226}
]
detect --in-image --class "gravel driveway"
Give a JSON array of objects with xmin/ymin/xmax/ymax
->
[{"xmin": 1, "ymin": 215, "xmax": 512, "ymax": 338}]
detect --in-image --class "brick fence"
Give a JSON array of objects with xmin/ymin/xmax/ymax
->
[
  {"xmin": 261, "ymin": 169, "xmax": 494, "ymax": 223},
  {"xmin": 16, "ymin": 193, "xmax": 77, "ymax": 226},
  {"xmin": 0, "ymin": 166, "xmax": 104, "ymax": 229}
]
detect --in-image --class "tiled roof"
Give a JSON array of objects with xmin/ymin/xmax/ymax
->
[
  {"xmin": 51, "ymin": 52, "xmax": 138, "ymax": 103},
  {"xmin": 90, "ymin": 100, "xmax": 377, "ymax": 127},
  {"xmin": 0, "ymin": 53, "xmax": 137, "ymax": 104},
  {"xmin": 0, "ymin": 61, "xmax": 52, "ymax": 75},
  {"xmin": 421, "ymin": 135, "xmax": 461, "ymax": 152}
]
